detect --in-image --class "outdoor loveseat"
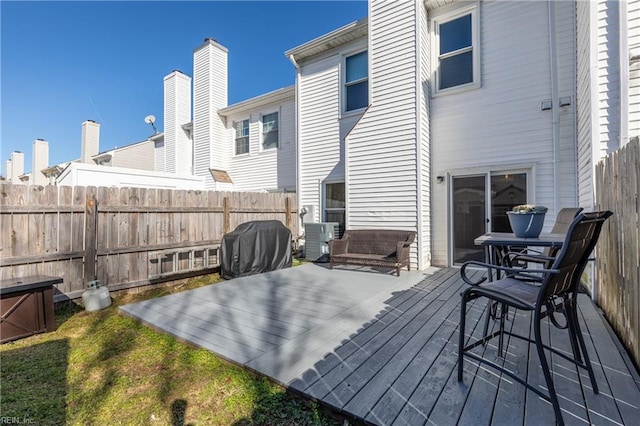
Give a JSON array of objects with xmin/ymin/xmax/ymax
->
[{"xmin": 328, "ymin": 229, "xmax": 415, "ymax": 276}]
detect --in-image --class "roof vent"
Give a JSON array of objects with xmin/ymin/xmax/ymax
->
[{"xmin": 204, "ymin": 37, "xmax": 217, "ymax": 43}]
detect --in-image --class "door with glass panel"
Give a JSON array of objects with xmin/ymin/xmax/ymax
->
[
  {"xmin": 451, "ymin": 172, "xmax": 528, "ymax": 265},
  {"xmin": 324, "ymin": 182, "xmax": 345, "ymax": 237}
]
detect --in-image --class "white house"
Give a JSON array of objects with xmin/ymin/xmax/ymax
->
[
  {"xmin": 8, "ymin": 40, "xmax": 297, "ymax": 194},
  {"xmin": 289, "ymin": 0, "xmax": 638, "ymax": 269}
]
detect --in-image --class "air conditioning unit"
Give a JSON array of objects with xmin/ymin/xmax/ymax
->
[{"xmin": 304, "ymin": 222, "xmax": 339, "ymax": 262}]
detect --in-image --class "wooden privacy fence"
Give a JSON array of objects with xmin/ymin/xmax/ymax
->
[
  {"xmin": 0, "ymin": 183, "xmax": 297, "ymax": 302},
  {"xmin": 595, "ymin": 137, "xmax": 640, "ymax": 369}
]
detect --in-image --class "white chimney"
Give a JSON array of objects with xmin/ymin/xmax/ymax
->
[
  {"xmin": 193, "ymin": 38, "xmax": 228, "ymax": 189},
  {"xmin": 81, "ymin": 120, "xmax": 100, "ymax": 163},
  {"xmin": 164, "ymin": 70, "xmax": 192, "ymax": 174},
  {"xmin": 8, "ymin": 151, "xmax": 25, "ymax": 183},
  {"xmin": 5, "ymin": 159, "xmax": 12, "ymax": 182},
  {"xmin": 32, "ymin": 139, "xmax": 49, "ymax": 186}
]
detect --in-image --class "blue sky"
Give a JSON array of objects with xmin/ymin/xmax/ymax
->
[{"xmin": 1, "ymin": 0, "xmax": 367, "ymax": 176}]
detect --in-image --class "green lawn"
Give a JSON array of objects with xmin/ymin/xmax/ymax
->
[{"xmin": 0, "ymin": 271, "xmax": 339, "ymax": 425}]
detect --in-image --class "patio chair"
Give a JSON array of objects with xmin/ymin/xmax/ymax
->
[{"xmin": 457, "ymin": 210, "xmax": 613, "ymax": 426}]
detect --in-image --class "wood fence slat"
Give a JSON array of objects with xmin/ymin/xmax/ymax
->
[
  {"xmin": 595, "ymin": 137, "xmax": 640, "ymax": 370},
  {"xmin": 1, "ymin": 183, "xmax": 297, "ymax": 301}
]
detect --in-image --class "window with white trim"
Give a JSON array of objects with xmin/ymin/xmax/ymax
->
[
  {"xmin": 262, "ymin": 112, "xmax": 279, "ymax": 150},
  {"xmin": 344, "ymin": 50, "xmax": 368, "ymax": 112},
  {"xmin": 433, "ymin": 6, "xmax": 480, "ymax": 93},
  {"xmin": 234, "ymin": 119, "xmax": 249, "ymax": 155}
]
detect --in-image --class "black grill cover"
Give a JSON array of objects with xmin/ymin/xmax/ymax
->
[{"xmin": 220, "ymin": 220, "xmax": 292, "ymax": 280}]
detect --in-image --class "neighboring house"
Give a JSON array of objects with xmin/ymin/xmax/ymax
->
[
  {"xmin": 217, "ymin": 87, "xmax": 296, "ymax": 192},
  {"xmin": 189, "ymin": 39, "xmax": 297, "ymax": 192},
  {"xmin": 5, "ymin": 41, "xmax": 297, "ymax": 194},
  {"xmin": 288, "ymin": 0, "xmax": 637, "ymax": 269},
  {"xmin": 56, "ymin": 162, "xmax": 204, "ymax": 189}
]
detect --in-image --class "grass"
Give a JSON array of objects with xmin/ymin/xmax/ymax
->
[{"xmin": 0, "ymin": 269, "xmax": 339, "ymax": 425}]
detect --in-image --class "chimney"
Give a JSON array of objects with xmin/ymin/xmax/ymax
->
[
  {"xmin": 164, "ymin": 70, "xmax": 192, "ymax": 174},
  {"xmin": 193, "ymin": 37, "xmax": 228, "ymax": 188},
  {"xmin": 7, "ymin": 151, "xmax": 25, "ymax": 183},
  {"xmin": 81, "ymin": 120, "xmax": 100, "ymax": 163},
  {"xmin": 32, "ymin": 139, "xmax": 49, "ymax": 186}
]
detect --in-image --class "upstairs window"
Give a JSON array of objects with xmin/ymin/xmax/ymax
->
[
  {"xmin": 262, "ymin": 112, "xmax": 279, "ymax": 150},
  {"xmin": 345, "ymin": 50, "xmax": 368, "ymax": 112},
  {"xmin": 234, "ymin": 119, "xmax": 250, "ymax": 155},
  {"xmin": 434, "ymin": 6, "xmax": 479, "ymax": 94}
]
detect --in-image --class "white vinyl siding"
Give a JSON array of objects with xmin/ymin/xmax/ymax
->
[
  {"xmin": 298, "ymin": 53, "xmax": 349, "ymax": 223},
  {"xmin": 419, "ymin": 0, "xmax": 431, "ymax": 268},
  {"xmin": 193, "ymin": 40, "xmax": 228, "ymax": 189},
  {"xmin": 226, "ymin": 100, "xmax": 296, "ymax": 192},
  {"xmin": 576, "ymin": 0, "xmax": 595, "ymax": 209},
  {"xmin": 576, "ymin": 0, "xmax": 630, "ymax": 210},
  {"xmin": 430, "ymin": 0, "xmax": 576, "ymax": 266},
  {"xmin": 111, "ymin": 141, "xmax": 155, "ymax": 171},
  {"xmin": 346, "ymin": 0, "xmax": 419, "ymax": 267},
  {"xmin": 154, "ymin": 139, "xmax": 165, "ymax": 173},
  {"xmin": 629, "ymin": 0, "xmax": 640, "ymax": 138},
  {"xmin": 597, "ymin": 1, "xmax": 621, "ymax": 156},
  {"xmin": 163, "ymin": 71, "xmax": 192, "ymax": 174}
]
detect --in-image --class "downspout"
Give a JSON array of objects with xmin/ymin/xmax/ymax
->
[
  {"xmin": 414, "ymin": 0, "xmax": 425, "ymax": 271},
  {"xmin": 548, "ymin": 0, "xmax": 560, "ymax": 214},
  {"xmin": 288, "ymin": 53, "xmax": 302, "ymax": 231}
]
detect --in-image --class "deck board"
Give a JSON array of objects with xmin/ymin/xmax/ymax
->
[{"xmin": 119, "ymin": 264, "xmax": 640, "ymax": 425}]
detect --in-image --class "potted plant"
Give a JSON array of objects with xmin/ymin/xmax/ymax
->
[{"xmin": 507, "ymin": 204, "xmax": 548, "ymax": 238}]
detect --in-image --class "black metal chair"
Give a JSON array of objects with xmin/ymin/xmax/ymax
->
[{"xmin": 457, "ymin": 211, "xmax": 613, "ymax": 426}]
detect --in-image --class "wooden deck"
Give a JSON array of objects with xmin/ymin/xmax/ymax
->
[{"xmin": 119, "ymin": 264, "xmax": 640, "ymax": 425}]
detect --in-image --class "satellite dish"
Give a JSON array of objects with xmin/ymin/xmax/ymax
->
[{"xmin": 144, "ymin": 114, "xmax": 158, "ymax": 133}]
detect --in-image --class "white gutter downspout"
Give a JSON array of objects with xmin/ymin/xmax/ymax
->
[
  {"xmin": 548, "ymin": 0, "xmax": 560, "ymax": 215},
  {"xmin": 414, "ymin": 0, "xmax": 425, "ymax": 271},
  {"xmin": 288, "ymin": 53, "xmax": 302, "ymax": 231}
]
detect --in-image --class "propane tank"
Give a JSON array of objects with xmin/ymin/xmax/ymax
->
[{"xmin": 82, "ymin": 280, "xmax": 112, "ymax": 312}]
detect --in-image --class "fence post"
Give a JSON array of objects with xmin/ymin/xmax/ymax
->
[
  {"xmin": 223, "ymin": 196, "xmax": 230, "ymax": 234},
  {"xmin": 285, "ymin": 196, "xmax": 292, "ymax": 230},
  {"xmin": 84, "ymin": 193, "xmax": 98, "ymax": 283}
]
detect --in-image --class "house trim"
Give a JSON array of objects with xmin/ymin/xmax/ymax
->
[
  {"xmin": 285, "ymin": 18, "xmax": 368, "ymax": 65},
  {"xmin": 218, "ymin": 86, "xmax": 294, "ymax": 117}
]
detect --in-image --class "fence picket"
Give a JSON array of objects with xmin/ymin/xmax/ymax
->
[
  {"xmin": 595, "ymin": 137, "xmax": 640, "ymax": 370},
  {"xmin": 0, "ymin": 183, "xmax": 297, "ymax": 302}
]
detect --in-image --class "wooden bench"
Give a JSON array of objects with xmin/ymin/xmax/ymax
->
[{"xmin": 328, "ymin": 229, "xmax": 415, "ymax": 276}]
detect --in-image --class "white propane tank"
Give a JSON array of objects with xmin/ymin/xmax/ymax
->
[{"xmin": 82, "ymin": 280, "xmax": 112, "ymax": 312}]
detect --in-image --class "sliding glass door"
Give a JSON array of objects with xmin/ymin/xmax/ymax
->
[
  {"xmin": 451, "ymin": 171, "xmax": 528, "ymax": 265},
  {"xmin": 452, "ymin": 175, "xmax": 486, "ymax": 264}
]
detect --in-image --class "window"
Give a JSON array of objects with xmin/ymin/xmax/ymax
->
[
  {"xmin": 234, "ymin": 119, "xmax": 249, "ymax": 155},
  {"xmin": 434, "ymin": 6, "xmax": 479, "ymax": 93},
  {"xmin": 345, "ymin": 51, "xmax": 368, "ymax": 112},
  {"xmin": 262, "ymin": 112, "xmax": 279, "ymax": 149},
  {"xmin": 324, "ymin": 182, "xmax": 345, "ymax": 236}
]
